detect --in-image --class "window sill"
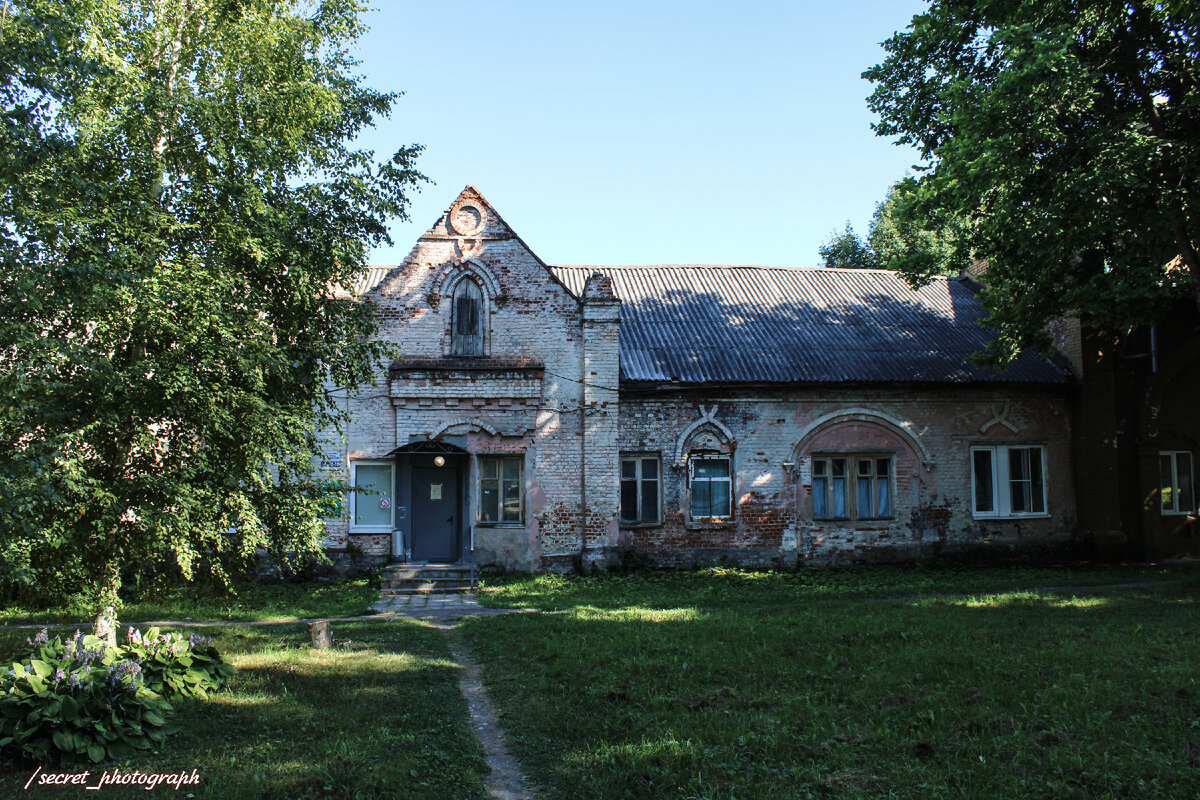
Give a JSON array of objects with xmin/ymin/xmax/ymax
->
[
  {"xmin": 620, "ymin": 520, "xmax": 664, "ymax": 529},
  {"xmin": 972, "ymin": 513, "xmax": 1051, "ymax": 521},
  {"xmin": 686, "ymin": 518, "xmax": 734, "ymax": 530},
  {"xmin": 813, "ymin": 517, "xmax": 895, "ymax": 523},
  {"xmin": 1161, "ymin": 511, "xmax": 1198, "ymax": 518},
  {"xmin": 475, "ymin": 522, "xmax": 525, "ymax": 528},
  {"xmin": 349, "ymin": 527, "xmax": 393, "ymax": 534}
]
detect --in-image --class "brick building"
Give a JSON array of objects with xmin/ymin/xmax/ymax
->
[
  {"xmin": 319, "ymin": 186, "xmax": 1141, "ymax": 571},
  {"xmin": 1061, "ymin": 300, "xmax": 1200, "ymax": 558}
]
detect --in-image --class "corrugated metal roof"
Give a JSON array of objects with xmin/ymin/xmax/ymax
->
[
  {"xmin": 551, "ymin": 265, "xmax": 1070, "ymax": 385},
  {"xmin": 332, "ymin": 266, "xmax": 394, "ymax": 299}
]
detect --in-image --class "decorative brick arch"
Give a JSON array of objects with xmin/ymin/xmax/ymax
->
[
  {"xmin": 431, "ymin": 258, "xmax": 501, "ymax": 357},
  {"xmin": 429, "ymin": 418, "xmax": 500, "ymax": 440},
  {"xmin": 433, "ymin": 258, "xmax": 502, "ymax": 305},
  {"xmin": 674, "ymin": 405, "xmax": 735, "ymax": 467},
  {"xmin": 788, "ymin": 408, "xmax": 934, "ymax": 470}
]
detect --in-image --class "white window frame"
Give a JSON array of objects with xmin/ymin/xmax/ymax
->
[
  {"xmin": 477, "ymin": 454, "xmax": 524, "ymax": 525},
  {"xmin": 349, "ymin": 460, "xmax": 395, "ymax": 533},
  {"xmin": 1160, "ymin": 451, "xmax": 1196, "ymax": 516},
  {"xmin": 620, "ymin": 453, "xmax": 662, "ymax": 525},
  {"xmin": 971, "ymin": 445, "xmax": 1049, "ymax": 519},
  {"xmin": 811, "ymin": 453, "xmax": 894, "ymax": 521},
  {"xmin": 688, "ymin": 454, "xmax": 733, "ymax": 522}
]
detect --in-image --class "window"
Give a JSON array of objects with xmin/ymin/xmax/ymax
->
[
  {"xmin": 812, "ymin": 455, "xmax": 893, "ymax": 520},
  {"xmin": 1160, "ymin": 451, "xmax": 1196, "ymax": 515},
  {"xmin": 971, "ymin": 445, "xmax": 1047, "ymax": 517},
  {"xmin": 350, "ymin": 461, "xmax": 394, "ymax": 531},
  {"xmin": 451, "ymin": 278, "xmax": 484, "ymax": 356},
  {"xmin": 690, "ymin": 456, "xmax": 732, "ymax": 520},
  {"xmin": 479, "ymin": 455, "xmax": 522, "ymax": 523},
  {"xmin": 620, "ymin": 455, "xmax": 660, "ymax": 524}
]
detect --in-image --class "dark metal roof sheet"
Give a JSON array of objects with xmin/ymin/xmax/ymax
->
[{"xmin": 551, "ymin": 265, "xmax": 1071, "ymax": 385}]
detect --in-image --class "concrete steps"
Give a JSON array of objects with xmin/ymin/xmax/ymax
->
[{"xmin": 380, "ymin": 562, "xmax": 474, "ymax": 595}]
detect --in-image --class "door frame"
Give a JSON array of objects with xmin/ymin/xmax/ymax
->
[
  {"xmin": 389, "ymin": 440, "xmax": 469, "ymax": 563},
  {"xmin": 409, "ymin": 458, "xmax": 463, "ymax": 562}
]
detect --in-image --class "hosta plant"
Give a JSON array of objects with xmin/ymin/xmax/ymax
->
[
  {"xmin": 122, "ymin": 627, "xmax": 235, "ymax": 699},
  {"xmin": 0, "ymin": 630, "xmax": 177, "ymax": 764}
]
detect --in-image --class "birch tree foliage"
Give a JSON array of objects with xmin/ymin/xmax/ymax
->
[
  {"xmin": 0, "ymin": 0, "xmax": 422, "ymax": 621},
  {"xmin": 864, "ymin": 0, "xmax": 1200, "ymax": 361}
]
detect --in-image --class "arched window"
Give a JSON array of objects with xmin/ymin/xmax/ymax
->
[
  {"xmin": 451, "ymin": 278, "xmax": 484, "ymax": 356},
  {"xmin": 680, "ymin": 424, "xmax": 735, "ymax": 522}
]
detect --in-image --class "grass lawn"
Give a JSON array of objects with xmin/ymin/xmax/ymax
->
[
  {"xmin": 0, "ymin": 621, "xmax": 486, "ymax": 800},
  {"xmin": 0, "ymin": 578, "xmax": 378, "ymax": 625},
  {"xmin": 464, "ymin": 564, "xmax": 1200, "ymax": 800}
]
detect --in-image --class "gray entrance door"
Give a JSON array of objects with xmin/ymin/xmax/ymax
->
[{"xmin": 411, "ymin": 466, "xmax": 459, "ymax": 562}]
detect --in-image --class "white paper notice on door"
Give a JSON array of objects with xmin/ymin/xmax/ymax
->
[{"xmin": 430, "ymin": 484, "xmax": 443, "ymax": 500}]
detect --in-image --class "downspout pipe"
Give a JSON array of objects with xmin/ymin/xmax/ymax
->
[{"xmin": 1150, "ymin": 325, "xmax": 1158, "ymax": 373}]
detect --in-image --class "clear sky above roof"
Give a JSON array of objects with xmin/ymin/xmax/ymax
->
[{"xmin": 354, "ymin": 0, "xmax": 929, "ymax": 268}]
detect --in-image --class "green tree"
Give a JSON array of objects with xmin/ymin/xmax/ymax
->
[
  {"xmin": 866, "ymin": 177, "xmax": 971, "ymax": 278},
  {"xmin": 864, "ymin": 0, "xmax": 1200, "ymax": 361},
  {"xmin": 0, "ymin": 0, "xmax": 423, "ymax": 640},
  {"xmin": 819, "ymin": 221, "xmax": 877, "ymax": 270},
  {"xmin": 818, "ymin": 179, "xmax": 970, "ymax": 275}
]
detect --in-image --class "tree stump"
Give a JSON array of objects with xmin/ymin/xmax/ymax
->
[{"xmin": 308, "ymin": 621, "xmax": 332, "ymax": 649}]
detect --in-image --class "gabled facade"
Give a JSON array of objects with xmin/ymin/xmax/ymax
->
[{"xmin": 320, "ymin": 187, "xmax": 1124, "ymax": 571}]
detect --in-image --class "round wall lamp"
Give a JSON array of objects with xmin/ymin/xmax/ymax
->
[{"xmin": 433, "ymin": 456, "xmax": 446, "ymax": 467}]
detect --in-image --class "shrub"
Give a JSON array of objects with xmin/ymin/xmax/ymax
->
[
  {"xmin": 0, "ymin": 630, "xmax": 177, "ymax": 764},
  {"xmin": 122, "ymin": 627, "xmax": 235, "ymax": 699}
]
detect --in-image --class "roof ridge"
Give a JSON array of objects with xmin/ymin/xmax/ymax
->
[
  {"xmin": 553, "ymin": 264, "xmax": 809, "ymax": 270},
  {"xmin": 550, "ymin": 264, "xmax": 949, "ymax": 279}
]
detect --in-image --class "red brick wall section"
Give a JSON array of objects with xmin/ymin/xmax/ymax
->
[
  {"xmin": 618, "ymin": 387, "xmax": 1077, "ymax": 565},
  {"xmin": 322, "ymin": 190, "xmax": 602, "ymax": 570},
  {"xmin": 321, "ymin": 189, "xmax": 1082, "ymax": 570}
]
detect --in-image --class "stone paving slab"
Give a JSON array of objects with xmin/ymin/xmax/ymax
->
[{"xmin": 369, "ymin": 592, "xmax": 532, "ymax": 619}]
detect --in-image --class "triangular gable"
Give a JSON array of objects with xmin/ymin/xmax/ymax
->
[
  {"xmin": 417, "ymin": 185, "xmax": 518, "ymax": 242},
  {"xmin": 409, "ymin": 186, "xmax": 577, "ymax": 298}
]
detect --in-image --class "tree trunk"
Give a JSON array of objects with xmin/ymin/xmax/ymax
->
[{"xmin": 92, "ymin": 560, "xmax": 122, "ymax": 647}]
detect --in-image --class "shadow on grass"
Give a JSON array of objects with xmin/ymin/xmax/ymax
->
[
  {"xmin": 460, "ymin": 586, "xmax": 1200, "ymax": 800},
  {"xmin": 477, "ymin": 563, "xmax": 1200, "ymax": 614},
  {"xmin": 0, "ymin": 621, "xmax": 487, "ymax": 800},
  {"xmin": 0, "ymin": 578, "xmax": 378, "ymax": 626}
]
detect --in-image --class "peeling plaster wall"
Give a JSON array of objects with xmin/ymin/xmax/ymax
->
[
  {"xmin": 319, "ymin": 187, "xmax": 1097, "ymax": 572},
  {"xmin": 321, "ymin": 189, "xmax": 619, "ymax": 570},
  {"xmin": 617, "ymin": 386, "xmax": 1079, "ymax": 566}
]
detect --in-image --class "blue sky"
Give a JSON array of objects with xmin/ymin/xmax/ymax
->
[{"xmin": 353, "ymin": 1, "xmax": 929, "ymax": 267}]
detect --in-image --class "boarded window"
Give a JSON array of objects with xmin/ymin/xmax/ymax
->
[{"xmin": 451, "ymin": 279, "xmax": 484, "ymax": 356}]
